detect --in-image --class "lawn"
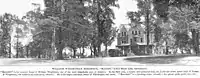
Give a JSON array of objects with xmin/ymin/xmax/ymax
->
[{"xmin": 0, "ymin": 55, "xmax": 200, "ymax": 66}]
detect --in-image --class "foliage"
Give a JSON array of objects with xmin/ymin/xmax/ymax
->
[
  {"xmin": 0, "ymin": 13, "xmax": 13, "ymax": 57},
  {"xmin": 42, "ymin": 0, "xmax": 94, "ymax": 59},
  {"xmin": 13, "ymin": 42, "xmax": 24, "ymax": 58},
  {"xmin": 0, "ymin": 13, "xmax": 22, "ymax": 57},
  {"xmin": 127, "ymin": 11, "xmax": 142, "ymax": 24},
  {"xmin": 87, "ymin": 0, "xmax": 119, "ymax": 57},
  {"xmin": 152, "ymin": 0, "xmax": 200, "ymax": 55}
]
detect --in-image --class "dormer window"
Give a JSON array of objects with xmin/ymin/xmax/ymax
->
[
  {"xmin": 122, "ymin": 32, "xmax": 126, "ymax": 36},
  {"xmin": 122, "ymin": 32, "xmax": 124, "ymax": 36},
  {"xmin": 135, "ymin": 31, "xmax": 137, "ymax": 35},
  {"xmin": 124, "ymin": 32, "xmax": 126, "ymax": 36}
]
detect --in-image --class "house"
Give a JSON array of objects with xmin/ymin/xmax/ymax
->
[{"xmin": 116, "ymin": 23, "xmax": 155, "ymax": 55}]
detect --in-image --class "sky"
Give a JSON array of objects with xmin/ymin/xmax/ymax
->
[
  {"xmin": 0, "ymin": 0, "xmax": 138, "ymax": 54},
  {"xmin": 0, "ymin": 0, "xmax": 45, "ymax": 18}
]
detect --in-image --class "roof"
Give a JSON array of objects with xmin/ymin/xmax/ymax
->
[
  {"xmin": 118, "ymin": 23, "xmax": 146, "ymax": 33},
  {"xmin": 118, "ymin": 24, "xmax": 130, "ymax": 33}
]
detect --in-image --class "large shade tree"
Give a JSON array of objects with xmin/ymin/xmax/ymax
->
[
  {"xmin": 43, "ymin": 0, "xmax": 92, "ymax": 59},
  {"xmin": 0, "ymin": 13, "xmax": 14, "ymax": 58},
  {"xmin": 88, "ymin": 0, "xmax": 119, "ymax": 57},
  {"xmin": 0, "ymin": 13, "xmax": 25, "ymax": 58},
  {"xmin": 153, "ymin": 0, "xmax": 200, "ymax": 55}
]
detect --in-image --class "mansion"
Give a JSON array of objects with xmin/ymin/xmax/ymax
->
[{"xmin": 116, "ymin": 23, "xmax": 155, "ymax": 55}]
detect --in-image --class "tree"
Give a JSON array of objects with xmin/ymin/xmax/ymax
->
[
  {"xmin": 127, "ymin": 11, "xmax": 142, "ymax": 25},
  {"xmin": 88, "ymin": 0, "xmax": 119, "ymax": 57},
  {"xmin": 169, "ymin": 2, "xmax": 199, "ymax": 55},
  {"xmin": 23, "ymin": 3, "xmax": 53, "ymax": 59},
  {"xmin": 27, "ymin": 0, "xmax": 118, "ymax": 59},
  {"xmin": 43, "ymin": 0, "xmax": 92, "ymax": 59},
  {"xmin": 160, "ymin": 21, "xmax": 176, "ymax": 55},
  {"xmin": 153, "ymin": 0, "xmax": 200, "ymax": 55},
  {"xmin": 0, "ymin": 13, "xmax": 13, "ymax": 58},
  {"xmin": 137, "ymin": 0, "xmax": 151, "ymax": 54},
  {"xmin": 0, "ymin": 13, "xmax": 21, "ymax": 58},
  {"xmin": 153, "ymin": 0, "xmax": 169, "ymax": 22},
  {"xmin": 102, "ymin": 27, "xmax": 117, "ymax": 57}
]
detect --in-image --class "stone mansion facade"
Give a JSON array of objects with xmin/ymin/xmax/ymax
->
[{"xmin": 116, "ymin": 23, "xmax": 155, "ymax": 55}]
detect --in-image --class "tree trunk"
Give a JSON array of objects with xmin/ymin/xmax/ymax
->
[
  {"xmin": 188, "ymin": 49, "xmax": 192, "ymax": 54},
  {"xmin": 57, "ymin": 27, "xmax": 64, "ymax": 60},
  {"xmin": 51, "ymin": 28, "xmax": 56, "ymax": 60},
  {"xmin": 73, "ymin": 48, "xmax": 76, "ymax": 58},
  {"xmin": 93, "ymin": 45, "xmax": 97, "ymax": 57},
  {"xmin": 192, "ymin": 29, "xmax": 195, "ymax": 54},
  {"xmin": 96, "ymin": 0, "xmax": 102, "ymax": 57},
  {"xmin": 26, "ymin": 46, "xmax": 29, "ymax": 58},
  {"xmin": 196, "ymin": 31, "xmax": 199, "ymax": 55},
  {"xmin": 57, "ymin": 45, "xmax": 64, "ymax": 60},
  {"xmin": 105, "ymin": 44, "xmax": 109, "ymax": 57},
  {"xmin": 165, "ymin": 41, "xmax": 169, "ymax": 55},
  {"xmin": 0, "ymin": 44, "xmax": 3, "ymax": 57},
  {"xmin": 181, "ymin": 49, "xmax": 184, "ymax": 54},
  {"xmin": 90, "ymin": 46, "xmax": 93, "ymax": 57},
  {"xmin": 97, "ymin": 44, "xmax": 101, "ymax": 57},
  {"xmin": 192, "ymin": 29, "xmax": 199, "ymax": 55},
  {"xmin": 146, "ymin": 8, "xmax": 150, "ymax": 55},
  {"xmin": 79, "ymin": 48, "xmax": 82, "ymax": 58},
  {"xmin": 16, "ymin": 38, "xmax": 19, "ymax": 58},
  {"xmin": 56, "ymin": 0, "xmax": 65, "ymax": 60},
  {"xmin": 82, "ymin": 46, "xmax": 85, "ymax": 56},
  {"xmin": 9, "ymin": 42, "xmax": 11, "ymax": 58},
  {"xmin": 38, "ymin": 51, "xmax": 41, "ymax": 58}
]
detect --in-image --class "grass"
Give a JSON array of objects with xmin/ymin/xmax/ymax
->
[
  {"xmin": 0, "ymin": 55, "xmax": 200, "ymax": 66},
  {"xmin": 125, "ymin": 55, "xmax": 200, "ymax": 65}
]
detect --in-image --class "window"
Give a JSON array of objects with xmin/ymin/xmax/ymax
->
[
  {"xmin": 121, "ymin": 40, "xmax": 127, "ymax": 44},
  {"xmin": 134, "ymin": 37, "xmax": 137, "ymax": 42},
  {"xmin": 139, "ymin": 31, "xmax": 141, "ymax": 34},
  {"xmin": 130, "ymin": 39, "xmax": 133, "ymax": 43},
  {"xmin": 141, "ymin": 38, "xmax": 143, "ymax": 42},
  {"xmin": 121, "ymin": 32, "xmax": 127, "ymax": 36},
  {"xmin": 135, "ymin": 31, "xmax": 137, "ymax": 35},
  {"xmin": 124, "ymin": 32, "xmax": 126, "ymax": 36},
  {"xmin": 132, "ymin": 31, "xmax": 134, "ymax": 34}
]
